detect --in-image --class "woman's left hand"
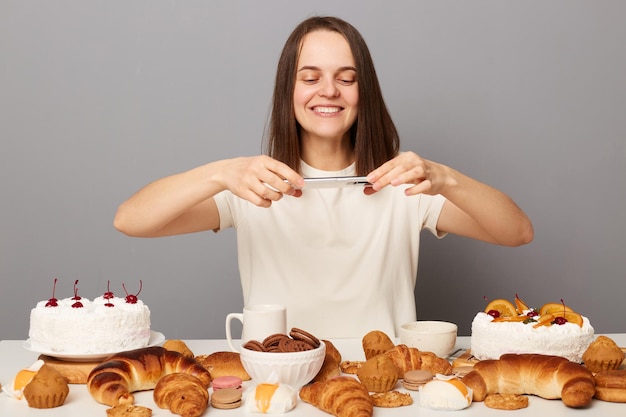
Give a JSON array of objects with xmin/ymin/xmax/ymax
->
[{"xmin": 365, "ymin": 151, "xmax": 450, "ymax": 196}]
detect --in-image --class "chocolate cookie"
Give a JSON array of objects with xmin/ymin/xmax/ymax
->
[
  {"xmin": 242, "ymin": 340, "xmax": 267, "ymax": 352},
  {"xmin": 289, "ymin": 327, "xmax": 320, "ymax": 348},
  {"xmin": 263, "ymin": 333, "xmax": 288, "ymax": 350}
]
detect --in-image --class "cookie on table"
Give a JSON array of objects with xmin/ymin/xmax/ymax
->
[
  {"xmin": 484, "ymin": 393, "xmax": 529, "ymax": 410},
  {"xmin": 370, "ymin": 390, "xmax": 413, "ymax": 407}
]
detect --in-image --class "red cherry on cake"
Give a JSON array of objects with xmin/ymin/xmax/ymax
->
[
  {"xmin": 71, "ymin": 279, "xmax": 82, "ymax": 301},
  {"xmin": 123, "ymin": 280, "xmax": 142, "ymax": 304},
  {"xmin": 526, "ymin": 309, "xmax": 539, "ymax": 318},
  {"xmin": 45, "ymin": 278, "xmax": 59, "ymax": 307},
  {"xmin": 71, "ymin": 279, "xmax": 84, "ymax": 308},
  {"xmin": 487, "ymin": 309, "xmax": 500, "ymax": 318},
  {"xmin": 554, "ymin": 316, "xmax": 568, "ymax": 325},
  {"xmin": 103, "ymin": 280, "xmax": 114, "ymax": 300}
]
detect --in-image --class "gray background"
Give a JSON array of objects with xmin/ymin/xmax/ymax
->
[{"xmin": 1, "ymin": 0, "xmax": 625, "ymax": 340}]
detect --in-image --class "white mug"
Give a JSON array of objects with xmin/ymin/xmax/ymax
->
[{"xmin": 225, "ymin": 304, "xmax": 287, "ymax": 352}]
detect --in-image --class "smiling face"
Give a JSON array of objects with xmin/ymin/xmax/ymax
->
[{"xmin": 293, "ymin": 30, "xmax": 358, "ymax": 147}]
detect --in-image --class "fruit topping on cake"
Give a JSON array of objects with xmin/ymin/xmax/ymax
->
[
  {"xmin": 484, "ymin": 296, "xmax": 583, "ymax": 327},
  {"xmin": 103, "ymin": 280, "xmax": 115, "ymax": 307},
  {"xmin": 45, "ymin": 278, "xmax": 59, "ymax": 307},
  {"xmin": 71, "ymin": 280, "xmax": 84, "ymax": 308},
  {"xmin": 471, "ymin": 295, "xmax": 594, "ymax": 362},
  {"xmin": 123, "ymin": 280, "xmax": 142, "ymax": 304}
]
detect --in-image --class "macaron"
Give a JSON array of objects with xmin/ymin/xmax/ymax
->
[
  {"xmin": 211, "ymin": 387, "xmax": 243, "ymax": 409},
  {"xmin": 212, "ymin": 375, "xmax": 243, "ymax": 391},
  {"xmin": 403, "ymin": 369, "xmax": 434, "ymax": 390}
]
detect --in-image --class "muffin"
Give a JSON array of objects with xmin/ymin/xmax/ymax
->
[
  {"xmin": 362, "ymin": 330, "xmax": 395, "ymax": 360},
  {"xmin": 583, "ymin": 335, "xmax": 624, "ymax": 372},
  {"xmin": 22, "ymin": 364, "xmax": 69, "ymax": 409},
  {"xmin": 357, "ymin": 354, "xmax": 399, "ymax": 393}
]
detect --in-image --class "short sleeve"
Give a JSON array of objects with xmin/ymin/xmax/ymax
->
[
  {"xmin": 422, "ymin": 194, "xmax": 447, "ymax": 239},
  {"xmin": 212, "ymin": 191, "xmax": 234, "ymax": 232}
]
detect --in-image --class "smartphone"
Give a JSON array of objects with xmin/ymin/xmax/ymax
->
[{"xmin": 289, "ymin": 176, "xmax": 372, "ymax": 189}]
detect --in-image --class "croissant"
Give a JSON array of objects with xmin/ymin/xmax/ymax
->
[
  {"xmin": 87, "ymin": 346, "xmax": 211, "ymax": 406},
  {"xmin": 153, "ymin": 373, "xmax": 208, "ymax": 417},
  {"xmin": 462, "ymin": 353, "xmax": 595, "ymax": 408},
  {"xmin": 299, "ymin": 376, "xmax": 373, "ymax": 417},
  {"xmin": 383, "ymin": 344, "xmax": 453, "ymax": 376}
]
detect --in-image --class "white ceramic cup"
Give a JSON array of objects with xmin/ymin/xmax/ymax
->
[
  {"xmin": 225, "ymin": 304, "xmax": 287, "ymax": 352},
  {"xmin": 399, "ymin": 320, "xmax": 458, "ymax": 358}
]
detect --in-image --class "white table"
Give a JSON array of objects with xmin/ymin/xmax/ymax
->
[{"xmin": 1, "ymin": 335, "xmax": 625, "ymax": 416}]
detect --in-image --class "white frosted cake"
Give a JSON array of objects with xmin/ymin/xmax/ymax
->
[
  {"xmin": 28, "ymin": 281, "xmax": 151, "ymax": 354},
  {"xmin": 470, "ymin": 298, "xmax": 594, "ymax": 363}
]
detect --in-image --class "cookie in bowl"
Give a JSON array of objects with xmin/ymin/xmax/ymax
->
[{"xmin": 239, "ymin": 328, "xmax": 326, "ymax": 389}]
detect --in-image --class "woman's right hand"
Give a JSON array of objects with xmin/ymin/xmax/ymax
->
[
  {"xmin": 114, "ymin": 155, "xmax": 303, "ymax": 237},
  {"xmin": 217, "ymin": 156, "xmax": 304, "ymax": 207}
]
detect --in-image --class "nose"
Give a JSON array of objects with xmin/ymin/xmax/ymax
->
[{"xmin": 318, "ymin": 78, "xmax": 339, "ymax": 98}]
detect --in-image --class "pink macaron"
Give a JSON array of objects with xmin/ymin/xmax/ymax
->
[{"xmin": 212, "ymin": 375, "xmax": 243, "ymax": 391}]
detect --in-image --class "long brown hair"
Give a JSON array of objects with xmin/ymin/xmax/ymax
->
[{"xmin": 265, "ymin": 16, "xmax": 399, "ymax": 175}]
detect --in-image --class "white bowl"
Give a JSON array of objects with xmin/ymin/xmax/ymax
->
[
  {"xmin": 399, "ymin": 321, "xmax": 458, "ymax": 358},
  {"xmin": 239, "ymin": 343, "xmax": 326, "ymax": 389}
]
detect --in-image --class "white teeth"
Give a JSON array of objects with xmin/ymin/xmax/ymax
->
[{"xmin": 314, "ymin": 106, "xmax": 340, "ymax": 114}]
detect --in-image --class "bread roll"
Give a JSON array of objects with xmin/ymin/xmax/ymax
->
[
  {"xmin": 462, "ymin": 353, "xmax": 595, "ymax": 408},
  {"xmin": 195, "ymin": 351, "xmax": 251, "ymax": 380},
  {"xmin": 87, "ymin": 346, "xmax": 210, "ymax": 406}
]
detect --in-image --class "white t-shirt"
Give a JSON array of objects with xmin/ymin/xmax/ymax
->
[{"xmin": 214, "ymin": 161, "xmax": 446, "ymax": 338}]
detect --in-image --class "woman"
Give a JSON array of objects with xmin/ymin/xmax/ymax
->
[{"xmin": 114, "ymin": 16, "xmax": 533, "ymax": 338}]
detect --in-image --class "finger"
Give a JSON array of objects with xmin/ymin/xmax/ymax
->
[
  {"xmin": 403, "ymin": 179, "xmax": 432, "ymax": 196},
  {"xmin": 370, "ymin": 166, "xmax": 407, "ymax": 191},
  {"xmin": 256, "ymin": 181, "xmax": 285, "ymax": 202},
  {"xmin": 261, "ymin": 158, "xmax": 305, "ymax": 189},
  {"xmin": 363, "ymin": 186, "xmax": 377, "ymax": 196}
]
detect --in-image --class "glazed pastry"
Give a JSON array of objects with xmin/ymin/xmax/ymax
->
[
  {"xmin": 362, "ymin": 330, "xmax": 395, "ymax": 360},
  {"xmin": 300, "ymin": 376, "xmax": 374, "ymax": 417},
  {"xmin": 3, "ymin": 359, "xmax": 43, "ymax": 400},
  {"xmin": 87, "ymin": 346, "xmax": 210, "ymax": 406},
  {"xmin": 383, "ymin": 344, "xmax": 453, "ymax": 376},
  {"xmin": 163, "ymin": 340, "xmax": 194, "ymax": 358},
  {"xmin": 462, "ymin": 353, "xmax": 595, "ymax": 408},
  {"xmin": 419, "ymin": 376, "xmax": 472, "ymax": 410},
  {"xmin": 246, "ymin": 383, "xmax": 297, "ymax": 413},
  {"xmin": 357, "ymin": 354, "xmax": 398, "ymax": 393},
  {"xmin": 153, "ymin": 373, "xmax": 209, "ymax": 417},
  {"xmin": 583, "ymin": 335, "xmax": 624, "ymax": 372},
  {"xmin": 22, "ymin": 364, "xmax": 69, "ymax": 409},
  {"xmin": 195, "ymin": 351, "xmax": 251, "ymax": 380}
]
